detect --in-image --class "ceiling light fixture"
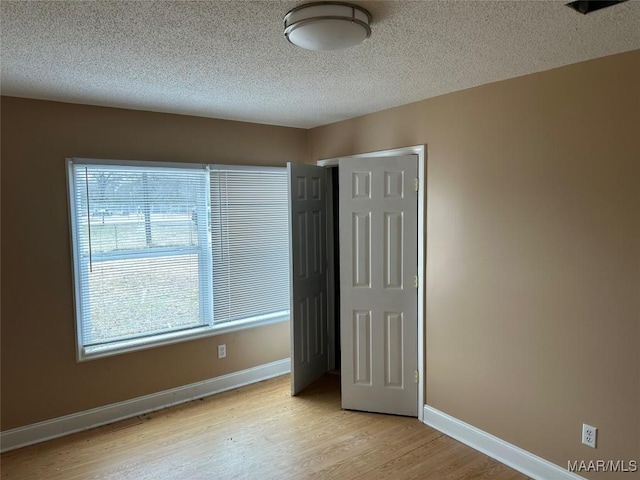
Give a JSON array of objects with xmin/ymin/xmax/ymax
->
[{"xmin": 284, "ymin": 2, "xmax": 372, "ymax": 51}]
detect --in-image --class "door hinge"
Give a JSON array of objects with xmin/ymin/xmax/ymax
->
[
  {"xmin": 413, "ymin": 275, "xmax": 419, "ymax": 288},
  {"xmin": 414, "ymin": 370, "xmax": 419, "ymax": 383},
  {"xmin": 414, "ymin": 178, "xmax": 419, "ymax": 192}
]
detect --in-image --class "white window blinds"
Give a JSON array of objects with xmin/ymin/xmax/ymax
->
[
  {"xmin": 68, "ymin": 160, "xmax": 290, "ymax": 359},
  {"xmin": 210, "ymin": 168, "xmax": 290, "ymax": 324},
  {"xmin": 70, "ymin": 164, "xmax": 210, "ymax": 347}
]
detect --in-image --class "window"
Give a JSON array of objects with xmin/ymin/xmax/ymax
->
[{"xmin": 67, "ymin": 159, "xmax": 290, "ymax": 360}]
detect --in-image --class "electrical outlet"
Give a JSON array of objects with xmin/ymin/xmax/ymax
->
[
  {"xmin": 217, "ymin": 344, "xmax": 226, "ymax": 359},
  {"xmin": 582, "ymin": 423, "xmax": 597, "ymax": 448}
]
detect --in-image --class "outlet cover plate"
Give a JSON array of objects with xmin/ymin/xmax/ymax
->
[{"xmin": 582, "ymin": 423, "xmax": 597, "ymax": 448}]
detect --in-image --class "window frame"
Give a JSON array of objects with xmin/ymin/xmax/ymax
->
[{"xmin": 67, "ymin": 158, "xmax": 290, "ymax": 361}]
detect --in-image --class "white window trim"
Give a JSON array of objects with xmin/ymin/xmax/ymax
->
[{"xmin": 66, "ymin": 158, "xmax": 290, "ymax": 362}]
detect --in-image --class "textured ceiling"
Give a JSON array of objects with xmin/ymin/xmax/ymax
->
[{"xmin": 2, "ymin": 0, "xmax": 639, "ymax": 128}]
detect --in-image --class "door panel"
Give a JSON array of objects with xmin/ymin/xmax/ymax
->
[
  {"xmin": 384, "ymin": 212, "xmax": 403, "ymax": 288},
  {"xmin": 384, "ymin": 311, "xmax": 403, "ymax": 387},
  {"xmin": 353, "ymin": 309, "xmax": 372, "ymax": 384},
  {"xmin": 352, "ymin": 212, "xmax": 371, "ymax": 287},
  {"xmin": 288, "ymin": 163, "xmax": 328, "ymax": 395},
  {"xmin": 340, "ymin": 155, "xmax": 418, "ymax": 416}
]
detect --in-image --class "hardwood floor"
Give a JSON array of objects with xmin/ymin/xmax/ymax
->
[{"xmin": 1, "ymin": 374, "xmax": 529, "ymax": 479}]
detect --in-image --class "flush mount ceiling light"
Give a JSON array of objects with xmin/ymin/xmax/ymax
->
[{"xmin": 284, "ymin": 2, "xmax": 372, "ymax": 51}]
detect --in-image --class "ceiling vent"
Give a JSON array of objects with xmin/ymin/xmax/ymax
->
[{"xmin": 565, "ymin": 0, "xmax": 628, "ymax": 14}]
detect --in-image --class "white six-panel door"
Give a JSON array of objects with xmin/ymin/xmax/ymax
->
[
  {"xmin": 339, "ymin": 155, "xmax": 418, "ymax": 416},
  {"xmin": 288, "ymin": 163, "xmax": 328, "ymax": 395}
]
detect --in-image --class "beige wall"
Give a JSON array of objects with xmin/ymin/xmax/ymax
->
[
  {"xmin": 2, "ymin": 50, "xmax": 639, "ymax": 479},
  {"xmin": 0, "ymin": 97, "xmax": 308, "ymax": 430},
  {"xmin": 310, "ymin": 51, "xmax": 640, "ymax": 478}
]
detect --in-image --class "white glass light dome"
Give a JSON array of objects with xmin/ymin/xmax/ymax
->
[{"xmin": 284, "ymin": 2, "xmax": 372, "ymax": 51}]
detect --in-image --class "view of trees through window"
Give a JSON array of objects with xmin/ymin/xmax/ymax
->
[
  {"xmin": 73, "ymin": 165, "xmax": 207, "ymax": 345},
  {"xmin": 77, "ymin": 169, "xmax": 202, "ymax": 252}
]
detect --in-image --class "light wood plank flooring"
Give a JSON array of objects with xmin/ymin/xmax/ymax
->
[{"xmin": 1, "ymin": 374, "xmax": 529, "ymax": 479}]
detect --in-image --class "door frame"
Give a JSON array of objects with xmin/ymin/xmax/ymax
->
[{"xmin": 317, "ymin": 145, "xmax": 426, "ymax": 421}]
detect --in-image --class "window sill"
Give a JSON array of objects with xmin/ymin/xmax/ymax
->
[{"xmin": 78, "ymin": 314, "xmax": 289, "ymax": 362}]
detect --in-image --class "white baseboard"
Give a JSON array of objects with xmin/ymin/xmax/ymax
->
[
  {"xmin": 423, "ymin": 405, "xmax": 586, "ymax": 480},
  {"xmin": 1, "ymin": 358, "xmax": 291, "ymax": 453}
]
